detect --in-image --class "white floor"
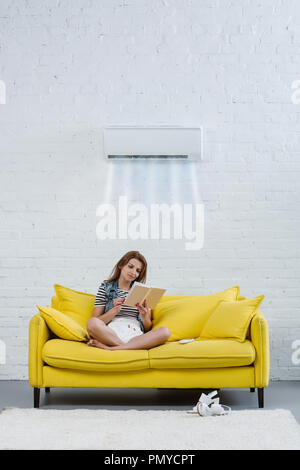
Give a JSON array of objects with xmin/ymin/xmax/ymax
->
[
  {"xmin": 1, "ymin": 407, "xmax": 299, "ymax": 450},
  {"xmin": 0, "ymin": 380, "xmax": 299, "ymax": 422}
]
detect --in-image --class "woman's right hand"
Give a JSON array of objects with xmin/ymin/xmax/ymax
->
[
  {"xmin": 113, "ymin": 298, "xmax": 125, "ymax": 307},
  {"xmin": 112, "ymin": 305, "xmax": 122, "ymax": 316},
  {"xmin": 112, "ymin": 298, "xmax": 125, "ymax": 315}
]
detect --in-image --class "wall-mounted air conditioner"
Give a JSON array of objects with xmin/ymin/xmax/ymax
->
[{"xmin": 102, "ymin": 125, "xmax": 203, "ymax": 162}]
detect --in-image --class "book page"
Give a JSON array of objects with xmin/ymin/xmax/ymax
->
[
  {"xmin": 123, "ymin": 285, "xmax": 150, "ymax": 307},
  {"xmin": 144, "ymin": 288, "xmax": 166, "ymax": 309},
  {"xmin": 123, "ymin": 283, "xmax": 166, "ymax": 309}
]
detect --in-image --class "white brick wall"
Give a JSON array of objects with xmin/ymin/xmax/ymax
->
[{"xmin": 1, "ymin": 0, "xmax": 300, "ymax": 380}]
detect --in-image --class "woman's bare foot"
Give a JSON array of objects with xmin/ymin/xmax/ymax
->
[{"xmin": 87, "ymin": 339, "xmax": 111, "ymax": 350}]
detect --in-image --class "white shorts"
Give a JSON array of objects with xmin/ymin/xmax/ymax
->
[{"xmin": 108, "ymin": 317, "xmax": 144, "ymax": 343}]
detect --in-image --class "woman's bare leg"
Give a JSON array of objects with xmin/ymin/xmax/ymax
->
[
  {"xmin": 88, "ymin": 327, "xmax": 171, "ymax": 351},
  {"xmin": 86, "ymin": 317, "xmax": 125, "ymax": 346}
]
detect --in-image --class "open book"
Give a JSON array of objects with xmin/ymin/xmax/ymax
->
[{"xmin": 123, "ymin": 282, "xmax": 166, "ymax": 310}]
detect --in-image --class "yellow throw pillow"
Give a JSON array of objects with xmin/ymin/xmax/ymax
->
[
  {"xmin": 37, "ymin": 305, "xmax": 89, "ymax": 341},
  {"xmin": 54, "ymin": 284, "xmax": 96, "ymax": 329},
  {"xmin": 152, "ymin": 286, "xmax": 240, "ymax": 342},
  {"xmin": 200, "ymin": 295, "xmax": 265, "ymax": 342}
]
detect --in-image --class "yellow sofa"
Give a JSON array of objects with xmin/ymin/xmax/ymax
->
[{"xmin": 28, "ymin": 292, "xmax": 269, "ymax": 409}]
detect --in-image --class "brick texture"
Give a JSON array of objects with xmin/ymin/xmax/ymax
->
[{"xmin": 0, "ymin": 0, "xmax": 300, "ymax": 380}]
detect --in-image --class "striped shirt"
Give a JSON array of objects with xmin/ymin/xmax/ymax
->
[{"xmin": 95, "ymin": 281, "xmax": 140, "ymax": 322}]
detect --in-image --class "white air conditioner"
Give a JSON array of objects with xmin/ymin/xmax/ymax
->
[{"xmin": 102, "ymin": 125, "xmax": 203, "ymax": 162}]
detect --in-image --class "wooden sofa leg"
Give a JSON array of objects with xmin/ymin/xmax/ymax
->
[
  {"xmin": 258, "ymin": 388, "xmax": 264, "ymax": 408},
  {"xmin": 34, "ymin": 388, "xmax": 40, "ymax": 408},
  {"xmin": 45, "ymin": 387, "xmax": 50, "ymax": 393},
  {"xmin": 250, "ymin": 388, "xmax": 255, "ymax": 392}
]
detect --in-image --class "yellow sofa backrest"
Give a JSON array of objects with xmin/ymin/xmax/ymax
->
[{"xmin": 50, "ymin": 292, "xmax": 256, "ymax": 341}]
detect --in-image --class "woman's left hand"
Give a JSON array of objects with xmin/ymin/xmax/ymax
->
[{"xmin": 135, "ymin": 299, "xmax": 151, "ymax": 319}]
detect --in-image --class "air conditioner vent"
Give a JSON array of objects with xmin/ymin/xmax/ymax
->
[
  {"xmin": 103, "ymin": 126, "xmax": 202, "ymax": 162},
  {"xmin": 107, "ymin": 154, "xmax": 189, "ymax": 160}
]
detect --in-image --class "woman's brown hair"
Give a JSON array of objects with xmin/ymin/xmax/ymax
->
[{"xmin": 105, "ymin": 251, "xmax": 147, "ymax": 284}]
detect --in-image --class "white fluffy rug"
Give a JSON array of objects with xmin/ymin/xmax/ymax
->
[{"xmin": 0, "ymin": 407, "xmax": 299, "ymax": 450}]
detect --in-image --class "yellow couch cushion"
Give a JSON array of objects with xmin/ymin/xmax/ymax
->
[
  {"xmin": 148, "ymin": 338, "xmax": 255, "ymax": 369},
  {"xmin": 200, "ymin": 295, "xmax": 265, "ymax": 342},
  {"xmin": 42, "ymin": 339, "xmax": 149, "ymax": 372},
  {"xmin": 54, "ymin": 284, "xmax": 96, "ymax": 329},
  {"xmin": 152, "ymin": 286, "xmax": 240, "ymax": 341},
  {"xmin": 37, "ymin": 305, "xmax": 89, "ymax": 342},
  {"xmin": 51, "ymin": 295, "xmax": 60, "ymax": 310}
]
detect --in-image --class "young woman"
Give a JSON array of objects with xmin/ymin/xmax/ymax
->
[{"xmin": 86, "ymin": 250, "xmax": 170, "ymax": 350}]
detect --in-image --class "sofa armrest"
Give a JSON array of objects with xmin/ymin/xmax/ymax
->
[
  {"xmin": 250, "ymin": 310, "xmax": 270, "ymax": 388},
  {"xmin": 28, "ymin": 314, "xmax": 51, "ymax": 388}
]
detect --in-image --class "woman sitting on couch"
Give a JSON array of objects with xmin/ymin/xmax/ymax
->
[{"xmin": 86, "ymin": 250, "xmax": 170, "ymax": 350}]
